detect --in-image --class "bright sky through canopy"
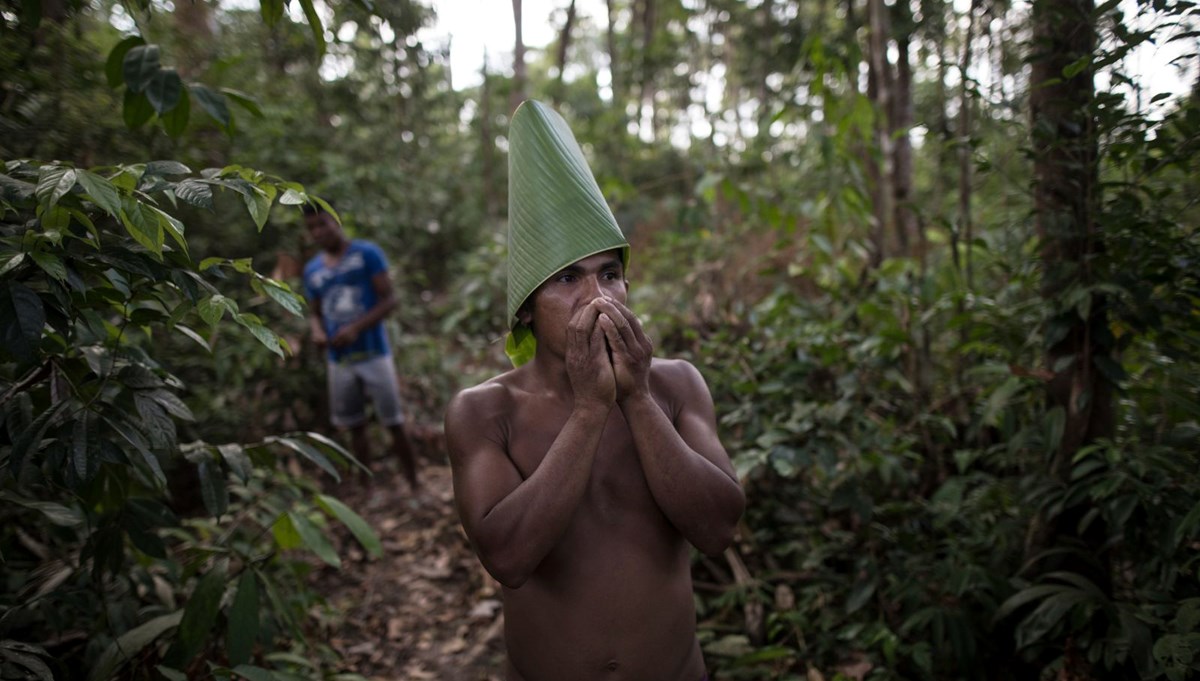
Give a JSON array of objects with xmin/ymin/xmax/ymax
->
[{"xmin": 423, "ymin": 0, "xmax": 1195, "ymax": 110}]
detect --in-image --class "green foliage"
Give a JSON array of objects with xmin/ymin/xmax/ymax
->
[{"xmin": 0, "ymin": 159, "xmax": 381, "ymax": 679}]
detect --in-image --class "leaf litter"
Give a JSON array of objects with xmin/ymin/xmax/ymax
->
[{"xmin": 309, "ymin": 449, "xmax": 505, "ymax": 681}]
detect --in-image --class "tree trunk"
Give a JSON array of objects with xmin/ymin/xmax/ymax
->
[
  {"xmin": 891, "ymin": 12, "xmax": 915, "ymax": 254},
  {"xmin": 958, "ymin": 0, "xmax": 978, "ymax": 290},
  {"xmin": 481, "ymin": 60, "xmax": 498, "ymax": 221},
  {"xmin": 865, "ymin": 0, "xmax": 895, "ymax": 268},
  {"xmin": 174, "ymin": 0, "xmax": 215, "ymax": 78},
  {"xmin": 1028, "ymin": 2, "xmax": 1115, "ymax": 675},
  {"xmin": 757, "ymin": 0, "xmax": 774, "ymax": 140},
  {"xmin": 511, "ymin": 0, "xmax": 527, "ymax": 114},
  {"xmin": 553, "ymin": 0, "xmax": 579, "ymax": 106},
  {"xmin": 606, "ymin": 0, "xmax": 622, "ymax": 108},
  {"xmin": 1031, "ymin": 0, "xmax": 1110, "ymax": 476},
  {"xmin": 638, "ymin": 0, "xmax": 656, "ymax": 140}
]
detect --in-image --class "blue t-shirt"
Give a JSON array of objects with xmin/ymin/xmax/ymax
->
[{"xmin": 303, "ymin": 240, "xmax": 391, "ymax": 364}]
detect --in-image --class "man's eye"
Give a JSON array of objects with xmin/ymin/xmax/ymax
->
[
  {"xmin": 558, "ymin": 274, "xmax": 576, "ymax": 283},
  {"xmin": 603, "ymin": 271, "xmax": 619, "ymax": 280}
]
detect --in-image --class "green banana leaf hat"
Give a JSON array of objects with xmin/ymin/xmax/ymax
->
[{"xmin": 505, "ymin": 100, "xmax": 630, "ymax": 366}]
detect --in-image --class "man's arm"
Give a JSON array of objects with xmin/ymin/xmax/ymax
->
[
  {"xmin": 308, "ymin": 296, "xmax": 327, "ymax": 349},
  {"xmin": 597, "ymin": 300, "xmax": 745, "ymax": 556},
  {"xmin": 331, "ymin": 271, "xmax": 397, "ymax": 348},
  {"xmin": 446, "ymin": 301, "xmax": 615, "ymax": 589}
]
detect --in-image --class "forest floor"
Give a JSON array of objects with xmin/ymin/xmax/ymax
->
[{"xmin": 310, "ymin": 427, "xmax": 506, "ymax": 681}]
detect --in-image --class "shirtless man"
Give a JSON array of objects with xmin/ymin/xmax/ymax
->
[{"xmin": 445, "ymin": 100, "xmax": 745, "ymax": 681}]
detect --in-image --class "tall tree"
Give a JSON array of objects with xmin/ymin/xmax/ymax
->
[
  {"xmin": 1030, "ymin": 0, "xmax": 1108, "ymax": 475},
  {"xmin": 637, "ymin": 0, "xmax": 657, "ymax": 139},
  {"xmin": 553, "ymin": 0, "xmax": 579, "ymax": 105},
  {"xmin": 481, "ymin": 58, "xmax": 498, "ymax": 220},
  {"xmin": 1028, "ymin": 4, "xmax": 1116, "ymax": 676},
  {"xmin": 174, "ymin": 0, "xmax": 215, "ymax": 77},
  {"xmin": 891, "ymin": 2, "xmax": 915, "ymax": 254},
  {"xmin": 958, "ymin": 0, "xmax": 979, "ymax": 290},
  {"xmin": 606, "ymin": 0, "xmax": 622, "ymax": 112},
  {"xmin": 865, "ymin": 0, "xmax": 896, "ymax": 267}
]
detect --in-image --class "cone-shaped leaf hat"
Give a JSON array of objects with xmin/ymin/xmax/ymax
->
[{"xmin": 506, "ymin": 100, "xmax": 629, "ymax": 366}]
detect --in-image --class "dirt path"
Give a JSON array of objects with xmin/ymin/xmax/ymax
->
[{"xmin": 314, "ymin": 460, "xmax": 506, "ymax": 681}]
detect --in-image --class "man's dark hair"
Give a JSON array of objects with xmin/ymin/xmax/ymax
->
[{"xmin": 302, "ymin": 200, "xmax": 335, "ymax": 217}]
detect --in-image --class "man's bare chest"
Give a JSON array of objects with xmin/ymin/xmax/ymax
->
[{"xmin": 505, "ymin": 399, "xmax": 669, "ymax": 519}]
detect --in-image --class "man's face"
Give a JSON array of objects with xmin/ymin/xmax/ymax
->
[
  {"xmin": 522, "ymin": 250, "xmax": 628, "ymax": 357},
  {"xmin": 305, "ymin": 212, "xmax": 342, "ymax": 252}
]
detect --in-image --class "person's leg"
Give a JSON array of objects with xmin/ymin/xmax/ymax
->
[
  {"xmin": 350, "ymin": 423, "xmax": 371, "ymax": 468},
  {"xmin": 328, "ymin": 361, "xmax": 370, "ymax": 468},
  {"xmin": 387, "ymin": 424, "xmax": 418, "ymax": 489},
  {"xmin": 360, "ymin": 355, "xmax": 418, "ymax": 490}
]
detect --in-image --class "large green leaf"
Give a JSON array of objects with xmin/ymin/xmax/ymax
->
[
  {"xmin": 120, "ymin": 197, "xmax": 164, "ymax": 257},
  {"xmin": 149, "ymin": 206, "xmax": 188, "ymax": 254},
  {"xmin": 198, "ymin": 294, "xmax": 232, "ymax": 327},
  {"xmin": 174, "ymin": 178, "xmax": 214, "ymax": 209},
  {"xmin": 8, "ymin": 401, "xmax": 66, "ymax": 477},
  {"xmin": 219, "ymin": 443, "xmax": 253, "ymax": 483},
  {"xmin": 241, "ymin": 186, "xmax": 271, "ymax": 231},
  {"xmin": 288, "ymin": 511, "xmax": 341, "ymax": 568},
  {"xmin": 72, "ymin": 410, "xmax": 96, "ymax": 480},
  {"xmin": 190, "ymin": 84, "xmax": 231, "ymax": 129},
  {"xmin": 29, "ymin": 252, "xmax": 65, "ymax": 281},
  {"xmin": 145, "ymin": 160, "xmax": 192, "ymax": 176},
  {"xmin": 161, "ymin": 86, "xmax": 190, "ymax": 137},
  {"xmin": 145, "ymin": 389, "xmax": 194, "ymax": 421},
  {"xmin": 122, "ymin": 44, "xmax": 161, "ymax": 93},
  {"xmin": 35, "ymin": 166, "xmax": 76, "ymax": 208},
  {"xmin": 226, "ymin": 572, "xmax": 260, "ymax": 666},
  {"xmin": 317, "ymin": 494, "xmax": 382, "ymax": 558},
  {"xmin": 259, "ymin": 278, "xmax": 305, "ymax": 316},
  {"xmin": 271, "ymin": 513, "xmax": 303, "ymax": 550},
  {"xmin": 169, "ymin": 567, "xmax": 227, "ymax": 665},
  {"xmin": 270, "ymin": 436, "xmax": 340, "ymax": 481},
  {"xmin": 145, "ymin": 69, "xmax": 183, "ymax": 114},
  {"xmin": 235, "ymin": 312, "xmax": 284, "ymax": 357},
  {"xmin": 0, "ymin": 491, "xmax": 82, "ymax": 526},
  {"xmin": 106, "ymin": 414, "xmax": 166, "ymax": 484},
  {"xmin": 77, "ymin": 170, "xmax": 122, "ymax": 217},
  {"xmin": 222, "ymin": 89, "xmax": 265, "ymax": 118},
  {"xmin": 0, "ymin": 281, "xmax": 45, "ymax": 363},
  {"xmin": 505, "ymin": 100, "xmax": 629, "ymax": 366},
  {"xmin": 89, "ymin": 611, "xmax": 183, "ymax": 681},
  {"xmin": 0, "ymin": 643, "xmax": 52, "ymax": 681},
  {"xmin": 105, "ymin": 35, "xmax": 146, "ymax": 87},
  {"xmin": 123, "ymin": 90, "xmax": 155, "ymax": 129},
  {"xmin": 197, "ymin": 455, "xmax": 229, "ymax": 518}
]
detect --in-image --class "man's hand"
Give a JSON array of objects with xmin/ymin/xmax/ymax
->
[
  {"xmin": 312, "ymin": 327, "xmax": 329, "ymax": 351},
  {"xmin": 567, "ymin": 300, "xmax": 616, "ymax": 410},
  {"xmin": 330, "ymin": 323, "xmax": 361, "ymax": 349},
  {"xmin": 596, "ymin": 297, "xmax": 653, "ymax": 403}
]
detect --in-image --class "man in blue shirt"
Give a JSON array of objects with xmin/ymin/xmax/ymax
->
[{"xmin": 302, "ymin": 203, "xmax": 418, "ymax": 490}]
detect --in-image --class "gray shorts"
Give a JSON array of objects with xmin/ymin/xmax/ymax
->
[{"xmin": 327, "ymin": 354, "xmax": 405, "ymax": 428}]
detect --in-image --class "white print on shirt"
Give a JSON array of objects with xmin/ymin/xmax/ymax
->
[
  {"xmin": 325, "ymin": 284, "xmax": 365, "ymax": 325},
  {"xmin": 307, "ymin": 251, "xmax": 367, "ymax": 292}
]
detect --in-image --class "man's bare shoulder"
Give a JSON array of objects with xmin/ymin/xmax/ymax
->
[
  {"xmin": 647, "ymin": 357, "xmax": 713, "ymax": 419},
  {"xmin": 447, "ymin": 371, "xmax": 519, "ymax": 423},
  {"xmin": 648, "ymin": 357, "xmax": 709, "ymax": 390}
]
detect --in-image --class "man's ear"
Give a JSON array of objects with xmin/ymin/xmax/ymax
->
[{"xmin": 517, "ymin": 301, "xmax": 533, "ymax": 327}]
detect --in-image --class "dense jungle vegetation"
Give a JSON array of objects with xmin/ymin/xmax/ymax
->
[{"xmin": 1, "ymin": 0, "xmax": 1198, "ymax": 679}]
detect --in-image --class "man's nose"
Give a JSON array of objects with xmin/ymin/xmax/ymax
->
[{"xmin": 581, "ymin": 275, "xmax": 603, "ymax": 299}]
